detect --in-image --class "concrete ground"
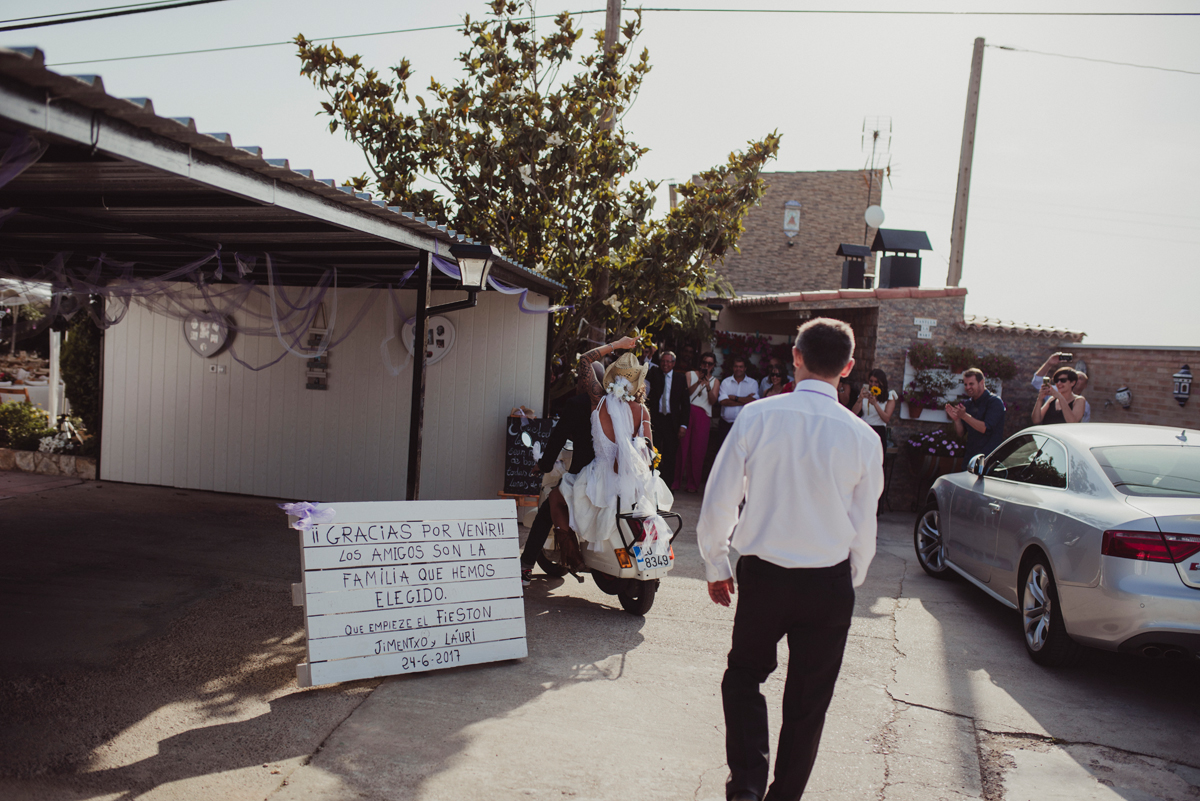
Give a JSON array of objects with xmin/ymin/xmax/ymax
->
[{"xmin": 1, "ymin": 472, "xmax": 1197, "ymax": 800}]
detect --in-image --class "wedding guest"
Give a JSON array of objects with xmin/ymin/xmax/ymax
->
[
  {"xmin": 718, "ymin": 357, "xmax": 758, "ymax": 435},
  {"xmin": 837, "ymin": 377, "xmax": 853, "ymax": 407},
  {"xmin": 647, "ymin": 351, "xmax": 688, "ymax": 486},
  {"xmin": 1031, "ymin": 352, "xmax": 1090, "ymax": 422},
  {"xmin": 1032, "ymin": 366, "xmax": 1086, "ymax": 425},
  {"xmin": 674, "ymin": 352, "xmax": 720, "ymax": 493},
  {"xmin": 761, "ymin": 366, "xmax": 789, "ymax": 399},
  {"xmin": 851, "ymin": 368, "xmax": 897, "ymax": 451},
  {"xmin": 758, "ymin": 356, "xmax": 787, "ymax": 397},
  {"xmin": 945, "ymin": 368, "xmax": 1006, "ymax": 461}
]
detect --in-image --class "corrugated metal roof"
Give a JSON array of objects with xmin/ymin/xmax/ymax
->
[
  {"xmin": 0, "ymin": 46, "xmax": 561, "ymax": 294},
  {"xmin": 957, "ymin": 314, "xmax": 1085, "ymax": 341}
]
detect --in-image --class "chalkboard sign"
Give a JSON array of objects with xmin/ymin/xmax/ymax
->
[
  {"xmin": 503, "ymin": 416, "xmax": 554, "ymax": 495},
  {"xmin": 290, "ymin": 499, "xmax": 526, "ymax": 687}
]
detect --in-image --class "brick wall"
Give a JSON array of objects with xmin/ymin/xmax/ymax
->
[
  {"xmin": 1070, "ymin": 346, "xmax": 1200, "ymax": 429},
  {"xmin": 872, "ymin": 294, "xmax": 1084, "ymax": 508},
  {"xmin": 718, "ymin": 170, "xmax": 883, "ymax": 293}
]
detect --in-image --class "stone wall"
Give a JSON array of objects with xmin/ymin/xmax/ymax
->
[
  {"xmin": 0, "ymin": 447, "xmax": 96, "ymax": 480},
  {"xmin": 1070, "ymin": 345, "xmax": 1200, "ymax": 429},
  {"xmin": 718, "ymin": 170, "xmax": 883, "ymax": 293}
]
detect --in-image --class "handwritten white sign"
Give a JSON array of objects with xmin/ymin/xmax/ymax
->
[{"xmin": 290, "ymin": 499, "xmax": 526, "ymax": 686}]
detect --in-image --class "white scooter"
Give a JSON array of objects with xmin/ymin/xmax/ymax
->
[{"xmin": 521, "ymin": 434, "xmax": 682, "ymax": 615}]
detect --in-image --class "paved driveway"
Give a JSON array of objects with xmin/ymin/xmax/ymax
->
[{"xmin": 0, "ymin": 476, "xmax": 1196, "ymax": 800}]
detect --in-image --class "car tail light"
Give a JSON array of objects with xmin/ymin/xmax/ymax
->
[
  {"xmin": 1102, "ymin": 530, "xmax": 1200, "ymax": 563},
  {"xmin": 1162, "ymin": 533, "xmax": 1200, "ymax": 562}
]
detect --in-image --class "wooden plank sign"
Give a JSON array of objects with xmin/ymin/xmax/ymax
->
[
  {"xmin": 290, "ymin": 499, "xmax": 526, "ymax": 687},
  {"xmin": 502, "ymin": 416, "xmax": 554, "ymax": 495}
]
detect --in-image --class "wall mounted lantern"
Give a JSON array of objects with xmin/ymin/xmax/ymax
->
[
  {"xmin": 1173, "ymin": 364, "xmax": 1192, "ymax": 407},
  {"xmin": 450, "ymin": 242, "xmax": 498, "ymax": 291},
  {"xmin": 1115, "ymin": 386, "xmax": 1133, "ymax": 409}
]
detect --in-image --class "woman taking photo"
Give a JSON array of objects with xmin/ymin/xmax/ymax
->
[
  {"xmin": 673, "ymin": 352, "xmax": 720, "ymax": 493},
  {"xmin": 1032, "ymin": 366, "xmax": 1085, "ymax": 424},
  {"xmin": 852, "ymin": 368, "xmax": 896, "ymax": 450}
]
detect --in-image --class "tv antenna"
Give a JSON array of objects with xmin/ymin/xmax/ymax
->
[{"xmin": 861, "ymin": 116, "xmax": 893, "ymax": 243}]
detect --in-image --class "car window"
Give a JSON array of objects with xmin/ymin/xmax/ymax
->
[
  {"xmin": 985, "ymin": 435, "xmax": 1068, "ymax": 488},
  {"xmin": 1092, "ymin": 445, "xmax": 1200, "ymax": 497},
  {"xmin": 1023, "ymin": 436, "xmax": 1068, "ymax": 489},
  {"xmin": 985, "ymin": 436, "xmax": 1037, "ymax": 480}
]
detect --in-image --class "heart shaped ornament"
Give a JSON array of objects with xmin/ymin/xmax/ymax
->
[{"xmin": 183, "ymin": 314, "xmax": 232, "ymax": 357}]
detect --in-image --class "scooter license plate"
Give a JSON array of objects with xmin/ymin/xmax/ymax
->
[{"xmin": 640, "ymin": 552, "xmax": 671, "ymax": 571}]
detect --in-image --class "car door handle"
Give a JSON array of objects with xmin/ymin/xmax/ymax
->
[{"xmin": 987, "ymin": 502, "xmax": 1001, "ymax": 514}]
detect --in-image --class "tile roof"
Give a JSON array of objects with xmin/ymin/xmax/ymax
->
[
  {"xmin": 956, "ymin": 315, "xmax": 1085, "ymax": 341},
  {"xmin": 725, "ymin": 286, "xmax": 968, "ymax": 308}
]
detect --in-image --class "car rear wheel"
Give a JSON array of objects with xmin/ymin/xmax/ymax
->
[
  {"xmin": 1020, "ymin": 556, "xmax": 1081, "ymax": 667},
  {"xmin": 913, "ymin": 502, "xmax": 950, "ymax": 578}
]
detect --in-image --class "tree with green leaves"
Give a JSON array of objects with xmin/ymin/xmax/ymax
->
[{"xmin": 297, "ymin": 0, "xmax": 778, "ymax": 395}]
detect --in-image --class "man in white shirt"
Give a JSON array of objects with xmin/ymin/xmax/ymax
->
[
  {"xmin": 717, "ymin": 357, "xmax": 759, "ymax": 448},
  {"xmin": 697, "ymin": 318, "xmax": 884, "ymax": 801}
]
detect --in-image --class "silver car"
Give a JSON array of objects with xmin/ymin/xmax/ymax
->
[{"xmin": 914, "ymin": 423, "xmax": 1200, "ymax": 666}]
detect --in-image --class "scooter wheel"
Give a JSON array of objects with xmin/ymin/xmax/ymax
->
[
  {"xmin": 536, "ymin": 551, "xmax": 568, "ymax": 578},
  {"xmin": 591, "ymin": 570, "xmax": 623, "ymax": 596},
  {"xmin": 618, "ymin": 579, "xmax": 658, "ymax": 616}
]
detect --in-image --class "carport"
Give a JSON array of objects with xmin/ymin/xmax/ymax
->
[{"xmin": 0, "ymin": 46, "xmax": 562, "ymax": 502}]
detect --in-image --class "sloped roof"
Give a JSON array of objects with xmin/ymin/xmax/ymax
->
[
  {"xmin": 0, "ymin": 46, "xmax": 560, "ymax": 293},
  {"xmin": 956, "ymin": 314, "xmax": 1085, "ymax": 341},
  {"xmin": 870, "ymin": 228, "xmax": 932, "ymax": 253},
  {"xmin": 725, "ymin": 286, "xmax": 968, "ymax": 308}
]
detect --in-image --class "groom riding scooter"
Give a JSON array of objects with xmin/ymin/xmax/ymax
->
[{"xmin": 519, "ymin": 362, "xmax": 604, "ymax": 587}]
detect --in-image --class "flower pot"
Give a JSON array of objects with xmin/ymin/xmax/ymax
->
[{"xmin": 913, "ymin": 453, "xmax": 962, "ymax": 509}]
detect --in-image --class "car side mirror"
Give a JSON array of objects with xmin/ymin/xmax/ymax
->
[{"xmin": 968, "ymin": 454, "xmax": 987, "ymax": 477}]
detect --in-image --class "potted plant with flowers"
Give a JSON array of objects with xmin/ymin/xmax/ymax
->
[
  {"xmin": 904, "ymin": 426, "xmax": 966, "ymax": 508},
  {"xmin": 901, "ymin": 369, "xmax": 954, "ymax": 417}
]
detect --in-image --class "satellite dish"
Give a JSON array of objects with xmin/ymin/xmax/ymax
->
[{"xmin": 864, "ymin": 205, "xmax": 885, "ymax": 228}]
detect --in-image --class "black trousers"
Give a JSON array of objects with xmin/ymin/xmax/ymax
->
[
  {"xmin": 520, "ymin": 499, "xmax": 552, "ymax": 567},
  {"xmin": 650, "ymin": 411, "xmax": 679, "ymax": 486},
  {"xmin": 723, "ymin": 555, "xmax": 854, "ymax": 801}
]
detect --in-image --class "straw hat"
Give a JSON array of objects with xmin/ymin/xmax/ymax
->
[{"xmin": 602, "ymin": 351, "xmax": 649, "ymax": 398}]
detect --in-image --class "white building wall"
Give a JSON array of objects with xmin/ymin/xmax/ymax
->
[{"xmin": 100, "ymin": 287, "xmax": 549, "ymax": 501}]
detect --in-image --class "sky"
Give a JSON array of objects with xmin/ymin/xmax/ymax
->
[{"xmin": 2, "ymin": 0, "xmax": 1198, "ymax": 346}]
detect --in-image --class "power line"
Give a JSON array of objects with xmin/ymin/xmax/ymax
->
[
  {"xmin": 0, "ymin": 0, "xmax": 233, "ymax": 33},
  {"xmin": 40, "ymin": 6, "xmax": 1200, "ymax": 68},
  {"xmin": 640, "ymin": 6, "xmax": 1200, "ymax": 15},
  {"xmin": 0, "ymin": 1, "xmax": 184, "ymax": 26},
  {"xmin": 989, "ymin": 44, "xmax": 1200, "ymax": 75},
  {"xmin": 45, "ymin": 11, "xmax": 607, "ymax": 67}
]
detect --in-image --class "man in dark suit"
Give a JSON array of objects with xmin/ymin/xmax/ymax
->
[
  {"xmin": 646, "ymin": 350, "xmax": 689, "ymax": 487},
  {"xmin": 520, "ymin": 367, "xmax": 600, "ymax": 586}
]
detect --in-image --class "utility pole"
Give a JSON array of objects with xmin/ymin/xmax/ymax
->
[
  {"xmin": 590, "ymin": 0, "xmax": 621, "ymax": 345},
  {"xmin": 947, "ymin": 37, "xmax": 985, "ymax": 288}
]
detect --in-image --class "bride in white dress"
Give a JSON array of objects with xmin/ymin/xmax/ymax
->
[{"xmin": 558, "ymin": 336, "xmax": 674, "ymax": 553}]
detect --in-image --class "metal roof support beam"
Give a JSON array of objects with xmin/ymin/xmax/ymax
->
[
  {"xmin": 0, "ymin": 79, "xmax": 439, "ymax": 254},
  {"xmin": 406, "ymin": 252, "xmax": 431, "ymax": 501}
]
